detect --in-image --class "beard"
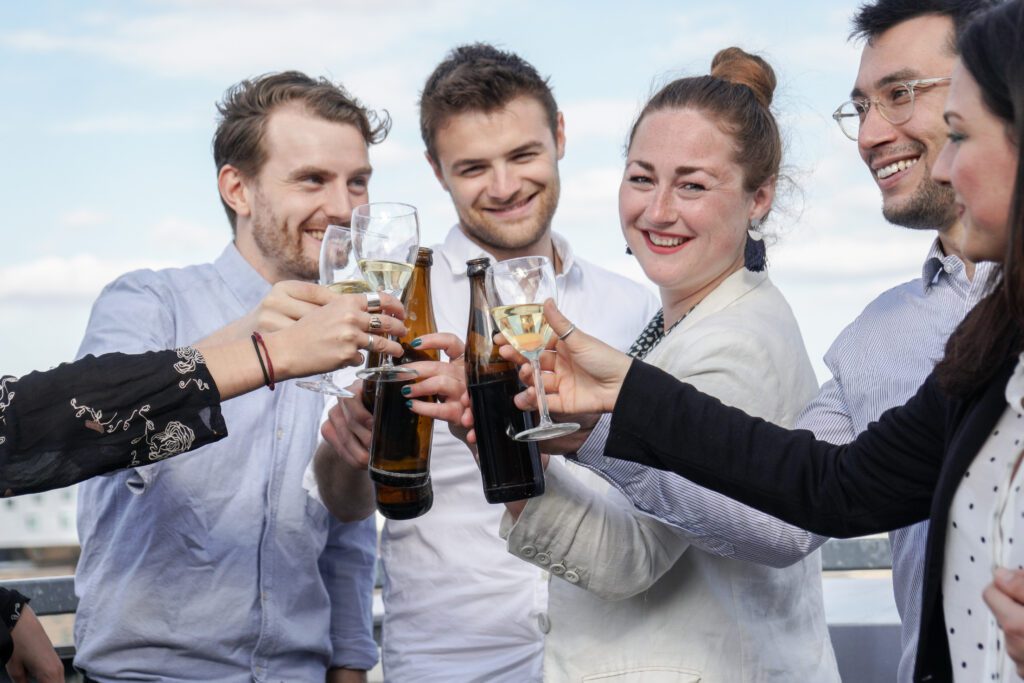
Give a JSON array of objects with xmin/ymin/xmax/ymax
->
[
  {"xmin": 458, "ymin": 175, "xmax": 560, "ymax": 252},
  {"xmin": 882, "ymin": 174, "xmax": 958, "ymax": 230},
  {"xmin": 250, "ymin": 193, "xmax": 319, "ymax": 281}
]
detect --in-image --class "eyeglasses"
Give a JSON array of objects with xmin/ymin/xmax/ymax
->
[{"xmin": 832, "ymin": 77, "xmax": 952, "ymax": 141}]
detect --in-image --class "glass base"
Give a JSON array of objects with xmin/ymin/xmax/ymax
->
[
  {"xmin": 513, "ymin": 422, "xmax": 580, "ymax": 442},
  {"xmin": 357, "ymin": 365, "xmax": 418, "ymax": 382},
  {"xmin": 296, "ymin": 378, "xmax": 355, "ymax": 397}
]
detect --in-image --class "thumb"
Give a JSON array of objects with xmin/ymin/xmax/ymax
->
[
  {"xmin": 282, "ymin": 280, "xmax": 332, "ymax": 305},
  {"xmin": 995, "ymin": 567, "xmax": 1024, "ymax": 600},
  {"xmin": 544, "ymin": 299, "xmax": 587, "ymax": 350}
]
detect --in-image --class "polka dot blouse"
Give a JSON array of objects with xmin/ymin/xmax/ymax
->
[{"xmin": 944, "ymin": 354, "xmax": 1024, "ymax": 682}]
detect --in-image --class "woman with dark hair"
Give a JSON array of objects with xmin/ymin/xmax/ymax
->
[
  {"xmin": 0, "ymin": 284, "xmax": 405, "ymax": 680},
  {"xmin": 492, "ymin": 1, "xmax": 1024, "ymax": 681}
]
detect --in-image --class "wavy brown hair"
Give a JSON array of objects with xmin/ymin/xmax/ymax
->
[{"xmin": 935, "ymin": 0, "xmax": 1024, "ymax": 396}]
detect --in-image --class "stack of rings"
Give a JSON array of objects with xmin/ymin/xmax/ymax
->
[{"xmin": 366, "ymin": 292, "xmax": 383, "ymax": 351}]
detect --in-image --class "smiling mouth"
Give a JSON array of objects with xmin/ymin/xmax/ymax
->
[
  {"xmin": 483, "ymin": 192, "xmax": 537, "ymax": 215},
  {"xmin": 647, "ymin": 233, "xmax": 690, "ymax": 247},
  {"xmin": 306, "ymin": 229, "xmax": 326, "ymax": 241},
  {"xmin": 875, "ymin": 156, "xmax": 920, "ymax": 180}
]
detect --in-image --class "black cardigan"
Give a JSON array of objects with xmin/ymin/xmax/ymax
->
[{"xmin": 604, "ymin": 357, "xmax": 1016, "ymax": 683}]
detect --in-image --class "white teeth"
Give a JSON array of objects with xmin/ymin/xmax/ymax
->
[
  {"xmin": 649, "ymin": 233, "xmax": 686, "ymax": 247},
  {"xmin": 308, "ymin": 230, "xmax": 325, "ymax": 240},
  {"xmin": 876, "ymin": 157, "xmax": 919, "ymax": 180}
]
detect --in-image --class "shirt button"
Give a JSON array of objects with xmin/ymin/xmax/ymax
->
[
  {"xmin": 944, "ymin": 263, "xmax": 954, "ymax": 274},
  {"xmin": 276, "ymin": 428, "xmax": 284, "ymax": 440},
  {"xmin": 535, "ymin": 552, "xmax": 551, "ymax": 566},
  {"xmin": 520, "ymin": 545, "xmax": 536, "ymax": 558},
  {"xmin": 564, "ymin": 570, "xmax": 580, "ymax": 584},
  {"xmin": 550, "ymin": 563, "xmax": 566, "ymax": 576},
  {"xmin": 537, "ymin": 613, "xmax": 551, "ymax": 634}
]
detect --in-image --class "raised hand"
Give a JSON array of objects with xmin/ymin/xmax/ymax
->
[
  {"xmin": 403, "ymin": 332, "xmax": 469, "ymax": 425},
  {"xmin": 496, "ymin": 300, "xmax": 632, "ymax": 417}
]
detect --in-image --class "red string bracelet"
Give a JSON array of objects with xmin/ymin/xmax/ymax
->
[{"xmin": 251, "ymin": 331, "xmax": 276, "ymax": 391}]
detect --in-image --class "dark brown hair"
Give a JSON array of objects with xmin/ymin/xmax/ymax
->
[
  {"xmin": 935, "ymin": 0, "xmax": 1024, "ymax": 396},
  {"xmin": 419, "ymin": 43, "xmax": 558, "ymax": 163},
  {"xmin": 628, "ymin": 47, "xmax": 781, "ymax": 200},
  {"xmin": 213, "ymin": 70, "xmax": 390, "ymax": 231},
  {"xmin": 849, "ymin": 0, "xmax": 1000, "ymax": 49}
]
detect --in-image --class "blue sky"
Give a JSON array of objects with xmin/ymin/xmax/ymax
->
[{"xmin": 0, "ymin": 0, "xmax": 935, "ymax": 379}]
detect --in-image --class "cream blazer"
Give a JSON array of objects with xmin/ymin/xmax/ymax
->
[{"xmin": 502, "ymin": 268, "xmax": 841, "ymax": 682}]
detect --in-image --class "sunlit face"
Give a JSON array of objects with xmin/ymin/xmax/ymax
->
[
  {"xmin": 620, "ymin": 108, "xmax": 774, "ymax": 304},
  {"xmin": 932, "ymin": 62, "xmax": 1019, "ymax": 263},
  {"xmin": 429, "ymin": 95, "xmax": 564, "ymax": 255},
  {"xmin": 853, "ymin": 14, "xmax": 957, "ymax": 229},
  {"xmin": 241, "ymin": 104, "xmax": 371, "ymax": 282}
]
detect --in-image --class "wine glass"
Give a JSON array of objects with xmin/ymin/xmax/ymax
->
[
  {"xmin": 352, "ymin": 202, "xmax": 419, "ymax": 382},
  {"xmin": 489, "ymin": 255, "xmax": 580, "ymax": 441},
  {"xmin": 296, "ymin": 225, "xmax": 367, "ymax": 397}
]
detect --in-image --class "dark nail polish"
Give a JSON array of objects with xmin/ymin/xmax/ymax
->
[
  {"xmin": 404, "ymin": 400, "xmax": 413, "ymax": 409},
  {"xmin": 401, "ymin": 386, "xmax": 412, "ymax": 396},
  {"xmin": 411, "ymin": 338, "xmax": 422, "ymax": 347}
]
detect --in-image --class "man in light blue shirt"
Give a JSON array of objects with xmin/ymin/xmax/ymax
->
[
  {"xmin": 73, "ymin": 72, "xmax": 385, "ymax": 682},
  {"xmin": 573, "ymin": 2, "xmax": 997, "ymax": 682}
]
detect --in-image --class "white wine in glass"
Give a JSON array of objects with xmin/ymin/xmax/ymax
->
[
  {"xmin": 296, "ymin": 225, "xmax": 364, "ymax": 397},
  {"xmin": 352, "ymin": 203, "xmax": 420, "ymax": 382},
  {"xmin": 490, "ymin": 256, "xmax": 579, "ymax": 442}
]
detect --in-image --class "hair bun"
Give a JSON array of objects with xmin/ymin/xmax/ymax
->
[{"xmin": 710, "ymin": 47, "xmax": 776, "ymax": 108}]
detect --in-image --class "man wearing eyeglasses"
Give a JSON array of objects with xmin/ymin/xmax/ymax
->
[{"xmin": 560, "ymin": 1, "xmax": 997, "ymax": 681}]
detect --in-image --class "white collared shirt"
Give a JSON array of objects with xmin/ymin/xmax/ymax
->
[{"xmin": 311, "ymin": 225, "xmax": 658, "ymax": 682}]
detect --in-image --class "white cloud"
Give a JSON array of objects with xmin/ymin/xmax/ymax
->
[
  {"xmin": 0, "ymin": 255, "xmax": 176, "ymax": 305},
  {"xmin": 2, "ymin": 1, "xmax": 485, "ymax": 84},
  {"xmin": 59, "ymin": 208, "xmax": 110, "ymax": 228},
  {"xmin": 54, "ymin": 112, "xmax": 210, "ymax": 134},
  {"xmin": 560, "ymin": 98, "xmax": 642, "ymax": 143}
]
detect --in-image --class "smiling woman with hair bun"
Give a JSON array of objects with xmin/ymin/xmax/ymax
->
[{"xmin": 485, "ymin": 45, "xmax": 842, "ymax": 681}]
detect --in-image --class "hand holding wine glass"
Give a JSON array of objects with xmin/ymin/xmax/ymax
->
[
  {"xmin": 352, "ymin": 202, "xmax": 420, "ymax": 382},
  {"xmin": 297, "ymin": 224, "xmax": 370, "ymax": 397},
  {"xmin": 489, "ymin": 256, "xmax": 579, "ymax": 442}
]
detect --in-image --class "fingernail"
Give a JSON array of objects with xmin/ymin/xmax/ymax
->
[
  {"xmin": 411, "ymin": 338, "xmax": 422, "ymax": 347},
  {"xmin": 996, "ymin": 567, "xmax": 1013, "ymax": 582},
  {"xmin": 401, "ymin": 386, "xmax": 412, "ymax": 396},
  {"xmin": 405, "ymin": 400, "xmax": 413, "ymax": 409}
]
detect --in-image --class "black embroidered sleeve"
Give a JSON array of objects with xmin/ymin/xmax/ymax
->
[
  {"xmin": 0, "ymin": 587, "xmax": 29, "ymax": 664},
  {"xmin": 0, "ymin": 348, "xmax": 227, "ymax": 497}
]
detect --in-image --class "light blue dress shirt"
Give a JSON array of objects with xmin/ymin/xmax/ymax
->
[
  {"xmin": 73, "ymin": 244, "xmax": 377, "ymax": 682},
  {"xmin": 577, "ymin": 239, "xmax": 992, "ymax": 683}
]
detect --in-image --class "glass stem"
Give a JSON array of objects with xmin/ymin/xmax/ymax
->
[
  {"xmin": 381, "ymin": 335, "xmax": 396, "ymax": 369},
  {"xmin": 530, "ymin": 356, "xmax": 555, "ymax": 428}
]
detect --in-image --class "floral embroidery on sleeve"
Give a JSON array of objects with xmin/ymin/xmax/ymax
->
[
  {"xmin": 0, "ymin": 376, "xmax": 15, "ymax": 447},
  {"xmin": 174, "ymin": 346, "xmax": 210, "ymax": 391}
]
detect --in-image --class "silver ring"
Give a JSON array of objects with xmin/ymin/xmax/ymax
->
[
  {"xmin": 365, "ymin": 334, "xmax": 375, "ymax": 351},
  {"xmin": 369, "ymin": 315, "xmax": 383, "ymax": 331},
  {"xmin": 557, "ymin": 324, "xmax": 577, "ymax": 341},
  {"xmin": 366, "ymin": 291, "xmax": 382, "ymax": 314}
]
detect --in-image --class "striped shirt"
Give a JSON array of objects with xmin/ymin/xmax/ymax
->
[{"xmin": 576, "ymin": 238, "xmax": 992, "ymax": 683}]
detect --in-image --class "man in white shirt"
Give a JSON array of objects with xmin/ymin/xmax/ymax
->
[{"xmin": 312, "ymin": 44, "xmax": 657, "ymax": 681}]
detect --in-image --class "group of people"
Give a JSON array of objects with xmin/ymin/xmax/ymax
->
[{"xmin": 1, "ymin": 0, "xmax": 1021, "ymax": 682}]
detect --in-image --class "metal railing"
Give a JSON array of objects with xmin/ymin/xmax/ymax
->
[{"xmin": 0, "ymin": 537, "xmax": 898, "ymax": 682}]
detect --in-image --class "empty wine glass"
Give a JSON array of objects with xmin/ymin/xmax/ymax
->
[
  {"xmin": 296, "ymin": 225, "xmax": 367, "ymax": 397},
  {"xmin": 490, "ymin": 255, "xmax": 580, "ymax": 441},
  {"xmin": 351, "ymin": 203, "xmax": 420, "ymax": 382}
]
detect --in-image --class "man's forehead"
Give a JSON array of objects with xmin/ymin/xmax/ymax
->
[
  {"xmin": 852, "ymin": 14, "xmax": 956, "ymax": 94},
  {"xmin": 262, "ymin": 105, "xmax": 369, "ymax": 166}
]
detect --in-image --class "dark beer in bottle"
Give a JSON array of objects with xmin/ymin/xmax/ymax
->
[
  {"xmin": 464, "ymin": 258, "xmax": 545, "ymax": 503},
  {"xmin": 360, "ymin": 383, "xmax": 434, "ymax": 519},
  {"xmin": 367, "ymin": 248, "xmax": 438, "ymax": 496}
]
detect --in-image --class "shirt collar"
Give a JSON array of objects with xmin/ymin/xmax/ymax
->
[
  {"xmin": 213, "ymin": 242, "xmax": 273, "ymax": 311},
  {"xmin": 921, "ymin": 236, "xmax": 968, "ymax": 292},
  {"xmin": 441, "ymin": 224, "xmax": 579, "ymax": 278}
]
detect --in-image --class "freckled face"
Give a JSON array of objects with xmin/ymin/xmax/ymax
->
[{"xmin": 620, "ymin": 108, "xmax": 773, "ymax": 302}]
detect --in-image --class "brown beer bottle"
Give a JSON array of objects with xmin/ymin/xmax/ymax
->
[
  {"xmin": 367, "ymin": 248, "xmax": 438, "ymax": 501},
  {"xmin": 464, "ymin": 258, "xmax": 544, "ymax": 503},
  {"xmin": 363, "ymin": 386, "xmax": 434, "ymax": 519}
]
